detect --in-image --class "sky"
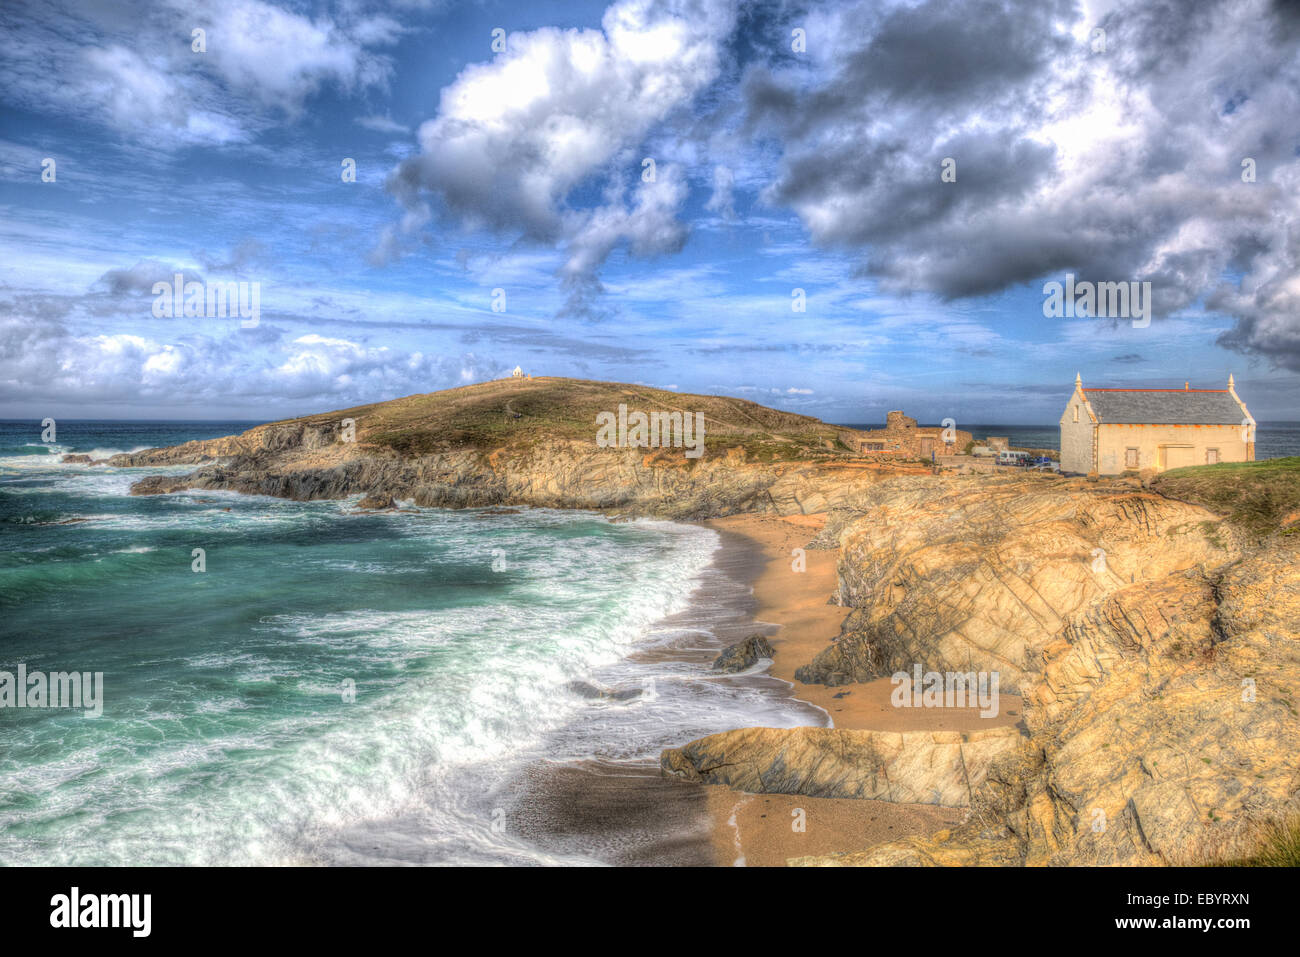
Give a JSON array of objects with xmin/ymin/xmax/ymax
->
[{"xmin": 1, "ymin": 0, "xmax": 1298, "ymax": 425}]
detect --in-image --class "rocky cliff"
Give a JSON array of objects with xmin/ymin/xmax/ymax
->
[
  {"xmin": 693, "ymin": 473, "xmax": 1300, "ymax": 866},
  {"xmin": 662, "ymin": 725, "xmax": 1023, "ymax": 806}
]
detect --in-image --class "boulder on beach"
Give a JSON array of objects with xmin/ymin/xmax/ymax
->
[
  {"xmin": 356, "ymin": 493, "xmax": 395, "ymax": 510},
  {"xmin": 711, "ymin": 634, "xmax": 774, "ymax": 673}
]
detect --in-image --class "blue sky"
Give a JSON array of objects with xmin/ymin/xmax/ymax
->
[{"xmin": 2, "ymin": 0, "xmax": 1298, "ymax": 425}]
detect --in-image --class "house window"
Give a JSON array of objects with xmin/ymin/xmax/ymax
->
[
  {"xmin": 1125, "ymin": 448, "xmax": 1139, "ymax": 468},
  {"xmin": 1207, "ymin": 448, "xmax": 1219, "ymax": 464},
  {"xmin": 1073, "ymin": 405, "xmax": 1079, "ymax": 423}
]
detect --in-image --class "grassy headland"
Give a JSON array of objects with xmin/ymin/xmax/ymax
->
[
  {"xmin": 271, "ymin": 376, "xmax": 852, "ymax": 461},
  {"xmin": 1152, "ymin": 457, "xmax": 1300, "ymax": 536}
]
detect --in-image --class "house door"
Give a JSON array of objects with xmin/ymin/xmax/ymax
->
[{"xmin": 1159, "ymin": 445, "xmax": 1195, "ymax": 471}]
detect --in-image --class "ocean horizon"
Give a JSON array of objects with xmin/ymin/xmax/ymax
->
[{"xmin": 9, "ymin": 419, "xmax": 1300, "ymax": 460}]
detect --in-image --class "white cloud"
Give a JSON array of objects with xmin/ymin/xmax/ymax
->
[
  {"xmin": 748, "ymin": 0, "xmax": 1300, "ymax": 366},
  {"xmin": 386, "ymin": 0, "xmax": 736, "ymax": 292},
  {"xmin": 705, "ymin": 164, "xmax": 736, "ymax": 220},
  {"xmin": 0, "ymin": 0, "xmax": 399, "ymax": 147},
  {"xmin": 0, "ymin": 314, "xmax": 504, "ymax": 412},
  {"xmin": 195, "ymin": 0, "xmax": 395, "ymax": 111}
]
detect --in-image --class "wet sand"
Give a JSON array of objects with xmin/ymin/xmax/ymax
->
[
  {"xmin": 514, "ymin": 511, "xmax": 1019, "ymax": 867},
  {"xmin": 506, "ymin": 519, "xmax": 827, "ymax": 865},
  {"xmin": 704, "ymin": 512, "xmax": 1023, "ymax": 734},
  {"xmin": 698, "ymin": 512, "xmax": 1022, "ymax": 866},
  {"xmin": 707, "ymin": 790, "xmax": 963, "ymax": 867}
]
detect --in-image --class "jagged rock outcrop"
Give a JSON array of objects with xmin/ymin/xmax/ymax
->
[
  {"xmin": 784, "ymin": 476, "xmax": 1300, "ymax": 866},
  {"xmin": 795, "ymin": 475, "xmax": 1240, "ymax": 692},
  {"xmin": 660, "ymin": 725, "xmax": 1023, "ymax": 806},
  {"xmin": 711, "ymin": 635, "xmax": 774, "ymax": 673},
  {"xmin": 115, "ymin": 425, "xmax": 915, "ymax": 519}
]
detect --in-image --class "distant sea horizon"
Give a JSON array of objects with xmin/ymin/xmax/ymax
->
[{"xmin": 4, "ymin": 418, "xmax": 1300, "ymax": 460}]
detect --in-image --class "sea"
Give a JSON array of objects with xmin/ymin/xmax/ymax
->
[{"xmin": 0, "ymin": 420, "xmax": 819, "ymax": 866}]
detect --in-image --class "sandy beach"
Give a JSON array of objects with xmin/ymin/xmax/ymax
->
[
  {"xmin": 509, "ymin": 509, "xmax": 1023, "ymax": 867},
  {"xmin": 699, "ymin": 512, "xmax": 1023, "ymax": 866}
]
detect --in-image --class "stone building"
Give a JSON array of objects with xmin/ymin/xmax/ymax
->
[
  {"xmin": 1059, "ymin": 374, "xmax": 1255, "ymax": 476},
  {"xmin": 851, "ymin": 410, "xmax": 973, "ymax": 459}
]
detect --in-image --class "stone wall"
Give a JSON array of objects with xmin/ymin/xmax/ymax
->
[{"xmin": 851, "ymin": 411, "xmax": 973, "ymax": 459}]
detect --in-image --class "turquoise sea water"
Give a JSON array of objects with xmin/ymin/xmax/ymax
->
[{"xmin": 0, "ymin": 421, "xmax": 816, "ymax": 865}]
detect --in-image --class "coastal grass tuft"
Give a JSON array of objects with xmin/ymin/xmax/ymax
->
[
  {"xmin": 1208, "ymin": 813, "xmax": 1300, "ymax": 867},
  {"xmin": 1152, "ymin": 456, "xmax": 1300, "ymax": 537}
]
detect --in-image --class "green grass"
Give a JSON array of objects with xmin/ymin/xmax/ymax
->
[
  {"xmin": 265, "ymin": 376, "xmax": 853, "ymax": 460},
  {"xmin": 1152, "ymin": 457, "xmax": 1300, "ymax": 536},
  {"xmin": 1212, "ymin": 814, "xmax": 1300, "ymax": 867}
]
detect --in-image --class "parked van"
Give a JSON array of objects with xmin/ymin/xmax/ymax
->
[{"xmin": 997, "ymin": 450, "xmax": 1031, "ymax": 467}]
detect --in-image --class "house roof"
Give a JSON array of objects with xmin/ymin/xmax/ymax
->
[{"xmin": 1082, "ymin": 389, "xmax": 1244, "ymax": 425}]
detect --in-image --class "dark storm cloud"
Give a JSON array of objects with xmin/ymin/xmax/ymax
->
[
  {"xmin": 829, "ymin": 0, "xmax": 1073, "ymax": 107},
  {"xmin": 749, "ymin": 0, "xmax": 1300, "ymax": 367}
]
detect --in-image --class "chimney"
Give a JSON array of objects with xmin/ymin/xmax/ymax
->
[{"xmin": 1185, "ymin": 381, "xmax": 1189, "ymax": 390}]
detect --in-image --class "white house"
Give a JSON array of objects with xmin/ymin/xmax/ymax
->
[{"xmin": 1060, "ymin": 374, "xmax": 1255, "ymax": 476}]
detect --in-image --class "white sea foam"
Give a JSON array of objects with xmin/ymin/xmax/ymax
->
[{"xmin": 0, "ymin": 504, "xmax": 741, "ymax": 866}]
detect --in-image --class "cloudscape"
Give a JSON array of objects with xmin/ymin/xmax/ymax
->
[{"xmin": 3, "ymin": 0, "xmax": 1299, "ymax": 422}]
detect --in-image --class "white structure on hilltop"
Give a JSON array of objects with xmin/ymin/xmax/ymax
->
[{"xmin": 511, "ymin": 366, "xmax": 523, "ymax": 378}]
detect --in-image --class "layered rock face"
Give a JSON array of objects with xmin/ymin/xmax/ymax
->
[
  {"xmin": 781, "ymin": 475, "xmax": 1300, "ymax": 865},
  {"xmin": 114, "ymin": 423, "xmax": 914, "ymax": 520},
  {"xmin": 662, "ymin": 725, "xmax": 1023, "ymax": 806},
  {"xmin": 796, "ymin": 475, "xmax": 1239, "ymax": 693}
]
